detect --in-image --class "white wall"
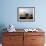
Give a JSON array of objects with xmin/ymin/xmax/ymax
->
[{"xmin": 0, "ymin": 0, "xmax": 46, "ymax": 29}]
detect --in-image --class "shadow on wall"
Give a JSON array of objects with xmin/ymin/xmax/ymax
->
[{"xmin": 0, "ymin": 24, "xmax": 7, "ymax": 43}]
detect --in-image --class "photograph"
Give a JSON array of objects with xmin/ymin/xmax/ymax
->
[{"xmin": 17, "ymin": 7, "xmax": 35, "ymax": 22}]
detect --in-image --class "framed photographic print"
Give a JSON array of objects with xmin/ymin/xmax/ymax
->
[{"xmin": 17, "ymin": 7, "xmax": 35, "ymax": 22}]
